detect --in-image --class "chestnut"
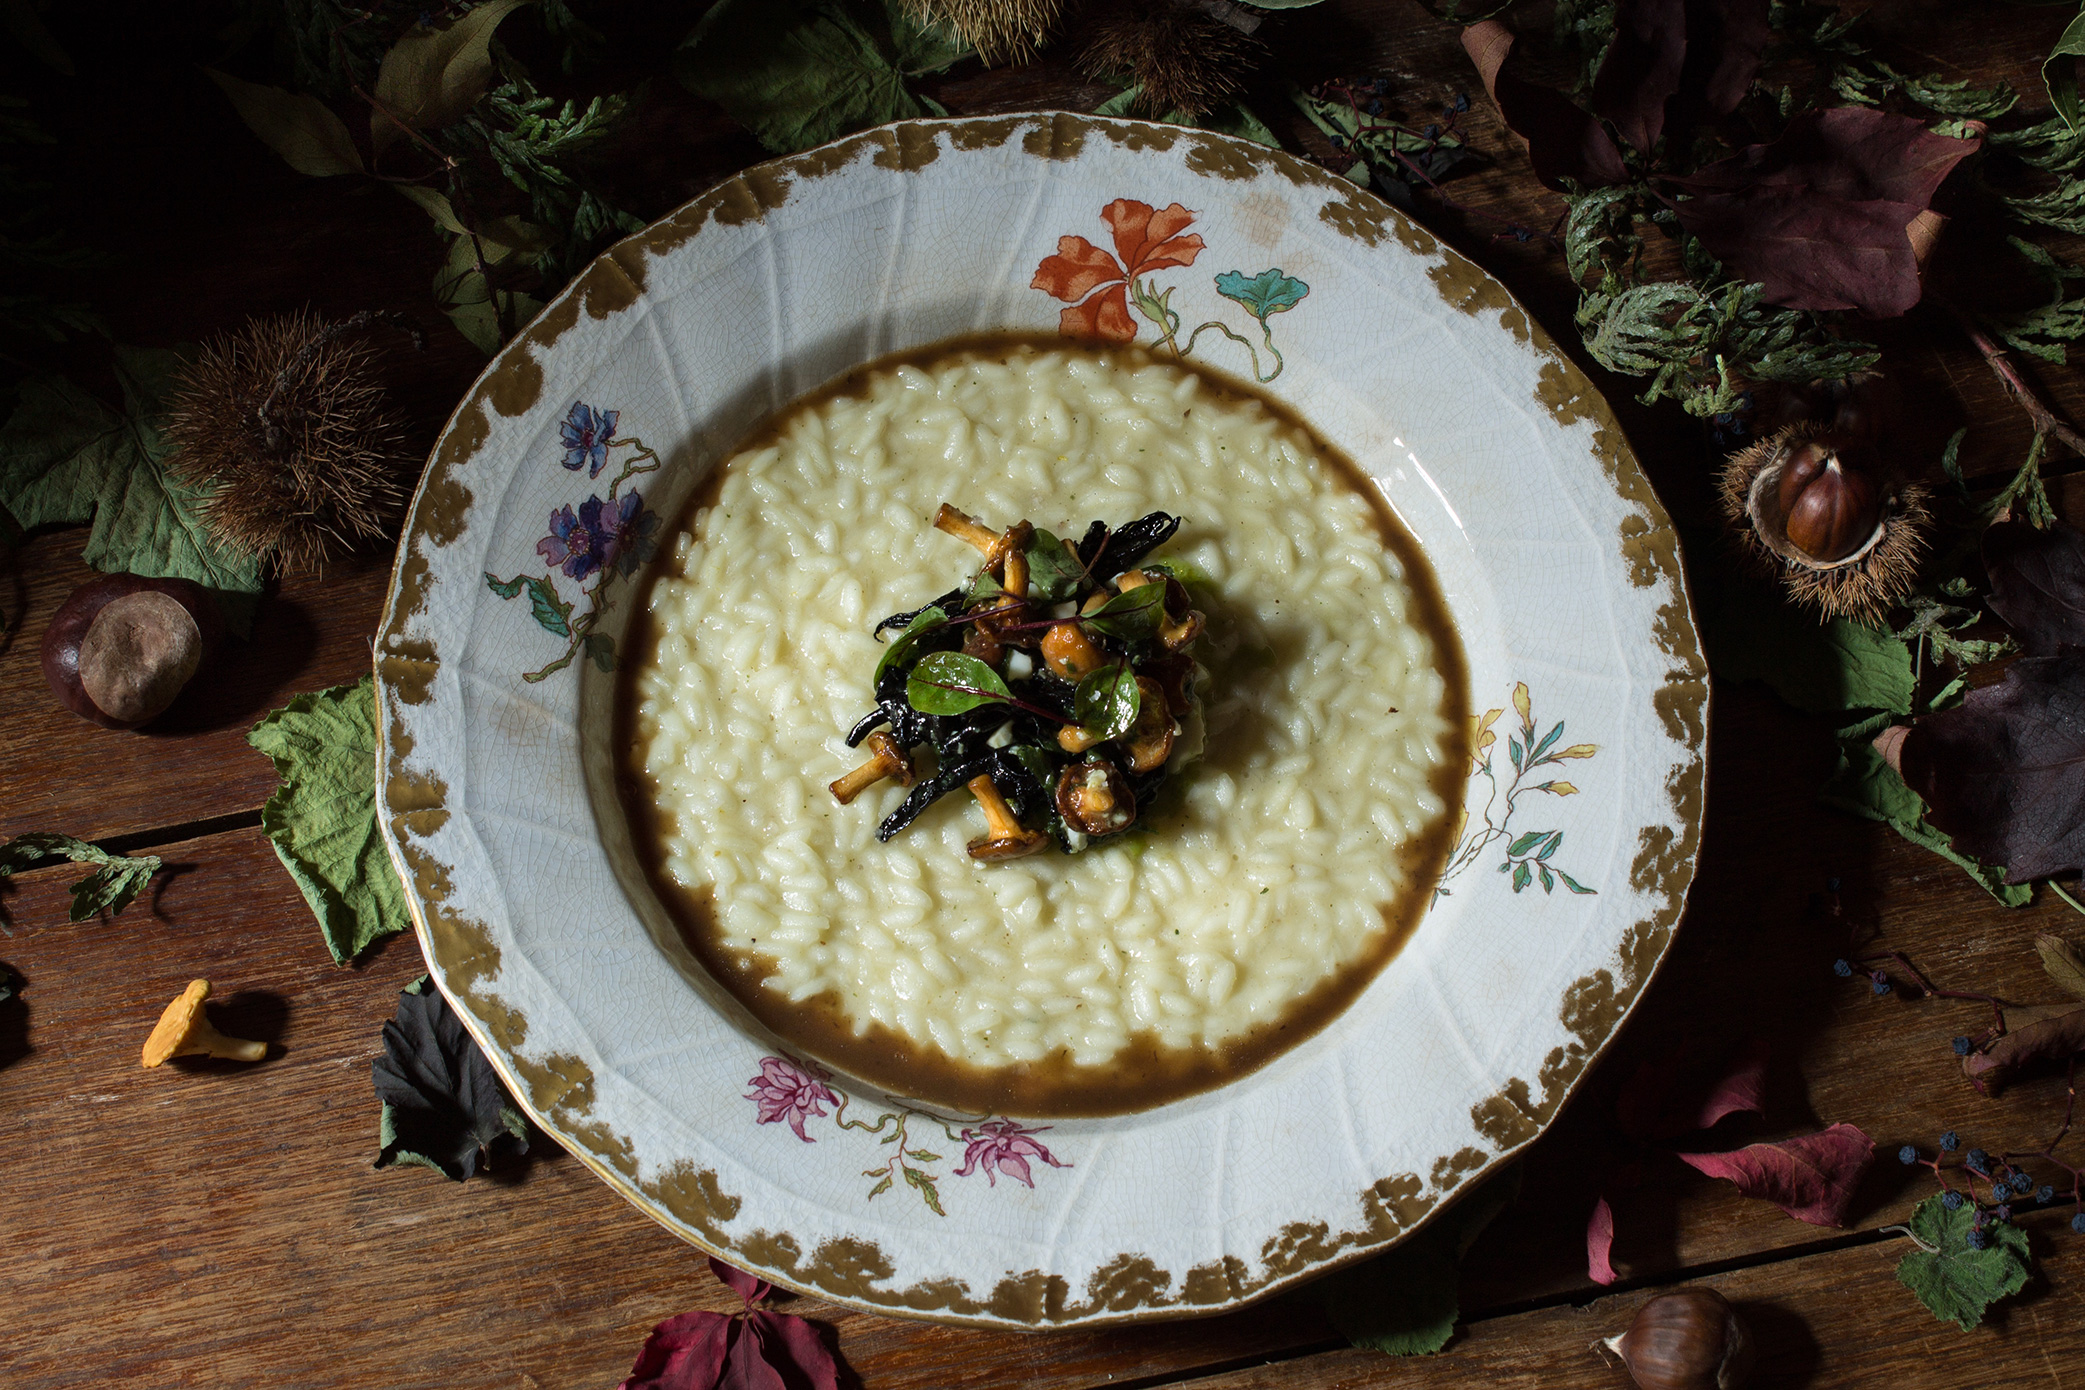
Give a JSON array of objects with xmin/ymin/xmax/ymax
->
[
  {"xmin": 41, "ymin": 574, "xmax": 219, "ymax": 729},
  {"xmin": 1600, "ymin": 1287, "xmax": 1754, "ymax": 1390}
]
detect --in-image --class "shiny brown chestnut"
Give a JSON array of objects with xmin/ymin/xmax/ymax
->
[
  {"xmin": 1600, "ymin": 1287, "xmax": 1754, "ymax": 1390},
  {"xmin": 1775, "ymin": 439, "xmax": 1881, "ymax": 564},
  {"xmin": 41, "ymin": 574, "xmax": 219, "ymax": 729}
]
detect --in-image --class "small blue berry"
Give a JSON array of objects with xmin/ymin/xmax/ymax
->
[
  {"xmin": 2072, "ymin": 1212, "xmax": 2085, "ymax": 1235},
  {"xmin": 2014, "ymin": 1175, "xmax": 2038, "ymax": 1197},
  {"xmin": 1899, "ymin": 1145, "xmax": 1919, "ymax": 1165},
  {"xmin": 1943, "ymin": 1189, "xmax": 1967, "ymax": 1210},
  {"xmin": 1968, "ymin": 1228, "xmax": 1990, "ymax": 1250},
  {"xmin": 1828, "ymin": 876, "xmax": 1842, "ymax": 892},
  {"xmin": 1365, "ymin": 99, "xmax": 1384, "ymax": 116},
  {"xmin": 1373, "ymin": 77, "xmax": 1391, "ymax": 95},
  {"xmin": 1968, "ymin": 1149, "xmax": 1991, "ymax": 1173},
  {"xmin": 1330, "ymin": 134, "xmax": 1346, "ymax": 149},
  {"xmin": 1953, "ymin": 1036, "xmax": 1973, "ymax": 1056},
  {"xmin": 1994, "ymin": 1204, "xmax": 2014, "ymax": 1224},
  {"xmin": 2039, "ymin": 1186, "xmax": 2057, "ymax": 1205},
  {"xmin": 1423, "ymin": 123, "xmax": 1440, "ymax": 139},
  {"xmin": 1454, "ymin": 91, "xmax": 1469, "ymax": 112},
  {"xmin": 1872, "ymin": 973, "xmax": 1892, "ymax": 995},
  {"xmin": 1941, "ymin": 1131, "xmax": 1961, "ymax": 1152},
  {"xmin": 1834, "ymin": 959, "xmax": 1854, "ymax": 977},
  {"xmin": 1512, "ymin": 227, "xmax": 1532, "ymax": 242}
]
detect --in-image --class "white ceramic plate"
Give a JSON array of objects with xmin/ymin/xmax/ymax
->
[{"xmin": 374, "ymin": 113, "xmax": 1706, "ymax": 1329}]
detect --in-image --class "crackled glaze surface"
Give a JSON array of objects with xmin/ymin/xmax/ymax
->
[{"xmin": 373, "ymin": 113, "xmax": 1706, "ymax": 1329}]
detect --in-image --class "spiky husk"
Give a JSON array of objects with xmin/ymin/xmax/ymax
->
[
  {"xmin": 906, "ymin": 0, "xmax": 1062, "ymax": 64},
  {"xmin": 1719, "ymin": 422, "xmax": 1930, "ymax": 625},
  {"xmin": 163, "ymin": 312, "xmax": 409, "ymax": 574},
  {"xmin": 1077, "ymin": 1, "xmax": 1261, "ymax": 118}
]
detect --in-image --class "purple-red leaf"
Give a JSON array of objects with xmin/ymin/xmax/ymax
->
[
  {"xmin": 1665, "ymin": 108, "xmax": 1977, "ymax": 316},
  {"xmin": 1677, "ymin": 1122, "xmax": 1875, "ymax": 1226},
  {"xmin": 1616, "ymin": 1037, "xmax": 1769, "ymax": 1141},
  {"xmin": 618, "ymin": 1311, "xmax": 735, "ymax": 1390},
  {"xmin": 1587, "ymin": 1196, "xmax": 1619, "ymax": 1285},
  {"xmin": 1899, "ymin": 651, "xmax": 2085, "ymax": 883},
  {"xmin": 709, "ymin": 1256, "xmax": 771, "ymax": 1309},
  {"xmin": 1962, "ymin": 1003, "xmax": 2085, "ymax": 1095},
  {"xmin": 1679, "ymin": 0, "xmax": 1771, "ymax": 123},
  {"xmin": 746, "ymin": 1310, "xmax": 842, "ymax": 1390},
  {"xmin": 1463, "ymin": 21, "xmax": 1627, "ymax": 191},
  {"xmin": 1591, "ymin": 0, "xmax": 1687, "ymax": 154},
  {"xmin": 1983, "ymin": 519, "xmax": 2085, "ymax": 655},
  {"xmin": 619, "ymin": 1262, "xmax": 842, "ymax": 1390}
]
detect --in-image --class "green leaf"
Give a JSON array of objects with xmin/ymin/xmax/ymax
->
[
  {"xmin": 1511, "ymin": 861, "xmax": 1532, "ymax": 892},
  {"xmin": 248, "ymin": 676, "xmax": 412, "ymax": 965},
  {"xmin": 585, "ymin": 632, "xmax": 616, "ymax": 672},
  {"xmin": 875, "ymin": 605, "xmax": 947, "ymax": 685},
  {"xmin": 1895, "ymin": 1194, "xmax": 2031, "ymax": 1331},
  {"xmin": 964, "ymin": 571, "xmax": 1002, "ymax": 604},
  {"xmin": 1024, "ymin": 528, "xmax": 1085, "ymax": 601},
  {"xmin": 1702, "ymin": 587, "xmax": 1915, "ymax": 715},
  {"xmin": 1084, "ymin": 581, "xmax": 1166, "ymax": 640},
  {"xmin": 901, "ymin": 1162, "xmax": 947, "ymax": 1214},
  {"xmin": 674, "ymin": 0, "xmax": 967, "ymax": 156},
  {"xmin": 0, "ymin": 347, "xmax": 265, "ymax": 634},
  {"xmin": 432, "ymin": 229, "xmax": 545, "ymax": 354},
  {"xmin": 1556, "ymin": 870, "xmax": 1596, "ymax": 895},
  {"xmin": 1074, "ymin": 663, "xmax": 1141, "ymax": 741},
  {"xmin": 1201, "ymin": 102, "xmax": 1280, "ymax": 148},
  {"xmin": 866, "ymin": 1174, "xmax": 893, "ymax": 1199},
  {"xmin": 1318, "ymin": 1163, "xmax": 1519, "ymax": 1355},
  {"xmin": 526, "ymin": 576, "xmax": 571, "ymax": 636},
  {"xmin": 483, "ymin": 571, "xmax": 527, "ymax": 600},
  {"xmin": 2046, "ymin": 7, "xmax": 2085, "ymax": 132},
  {"xmin": 374, "ymin": 977, "xmax": 529, "ymax": 1181},
  {"xmin": 205, "ymin": 69, "xmax": 365, "ymax": 176},
  {"xmin": 907, "ymin": 650, "xmax": 1011, "ymax": 715},
  {"xmin": 370, "ymin": 0, "xmax": 534, "ymax": 152},
  {"xmin": 0, "ymin": 832, "xmax": 161, "ymax": 922},
  {"xmin": 1008, "ymin": 743, "xmax": 1056, "ymax": 787}
]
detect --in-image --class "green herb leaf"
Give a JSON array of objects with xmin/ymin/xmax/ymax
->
[
  {"xmin": 1142, "ymin": 556, "xmax": 1211, "ymax": 587},
  {"xmin": 0, "ymin": 832, "xmax": 161, "ymax": 923},
  {"xmin": 2046, "ymin": 7, "xmax": 2085, "ymax": 133},
  {"xmin": 1074, "ymin": 663, "xmax": 1141, "ymax": 741},
  {"xmin": 906, "ymin": 650, "xmax": 1011, "ymax": 715},
  {"xmin": 674, "ymin": 0, "xmax": 968, "ymax": 156},
  {"xmin": 248, "ymin": 676, "xmax": 412, "ymax": 964},
  {"xmin": 1008, "ymin": 743, "xmax": 1056, "ymax": 787},
  {"xmin": 373, "ymin": 976, "xmax": 529, "ymax": 1181},
  {"xmin": 1084, "ymin": 582, "xmax": 1166, "ymax": 641},
  {"xmin": 2037, "ymin": 932, "xmax": 2085, "ymax": 1000},
  {"xmin": 1702, "ymin": 586, "xmax": 1914, "ymax": 714},
  {"xmin": 1318, "ymin": 1163, "xmax": 1520, "ymax": 1355},
  {"xmin": 370, "ymin": 0, "xmax": 533, "ymax": 152},
  {"xmin": 1895, "ymin": 1193, "xmax": 2031, "ymax": 1331},
  {"xmin": 0, "ymin": 347, "xmax": 265, "ymax": 634},
  {"xmin": 965, "ymin": 572, "xmax": 1002, "ymax": 603},
  {"xmin": 1024, "ymin": 528, "xmax": 1085, "ymax": 601},
  {"xmin": 876, "ymin": 605, "xmax": 947, "ymax": 685},
  {"xmin": 432, "ymin": 228, "xmax": 545, "ymax": 355},
  {"xmin": 205, "ymin": 69, "xmax": 364, "ymax": 176}
]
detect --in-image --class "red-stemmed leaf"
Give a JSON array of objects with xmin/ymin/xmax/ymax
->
[
  {"xmin": 1899, "ymin": 651, "xmax": 2085, "ymax": 883},
  {"xmin": 619, "ymin": 1262, "xmax": 844, "ymax": 1390},
  {"xmin": 1983, "ymin": 519, "xmax": 2085, "ymax": 655},
  {"xmin": 618, "ymin": 1311, "xmax": 735, "ymax": 1390},
  {"xmin": 709, "ymin": 1256, "xmax": 771, "ymax": 1309},
  {"xmin": 1676, "ymin": 1122, "xmax": 1875, "ymax": 1226},
  {"xmin": 745, "ymin": 1310, "xmax": 843, "ymax": 1390},
  {"xmin": 1463, "ymin": 21, "xmax": 1627, "ymax": 191},
  {"xmin": 1591, "ymin": 0, "xmax": 1687, "ymax": 154},
  {"xmin": 1587, "ymin": 1196, "xmax": 1620, "ymax": 1285},
  {"xmin": 1615, "ymin": 1037, "xmax": 1769, "ymax": 1141},
  {"xmin": 1962, "ymin": 1003, "xmax": 2085, "ymax": 1095},
  {"xmin": 1665, "ymin": 107, "xmax": 1977, "ymax": 316}
]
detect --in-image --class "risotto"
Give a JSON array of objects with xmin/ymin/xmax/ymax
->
[{"xmin": 622, "ymin": 340, "xmax": 1465, "ymax": 1114}]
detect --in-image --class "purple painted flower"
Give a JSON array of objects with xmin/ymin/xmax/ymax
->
[
  {"xmin": 537, "ymin": 496, "xmax": 614, "ymax": 580},
  {"xmin": 746, "ymin": 1055, "xmax": 840, "ymax": 1142},
  {"xmin": 953, "ymin": 1119, "xmax": 1069, "ymax": 1188},
  {"xmin": 599, "ymin": 488, "xmax": 662, "ymax": 579},
  {"xmin": 560, "ymin": 401, "xmax": 618, "ymax": 477}
]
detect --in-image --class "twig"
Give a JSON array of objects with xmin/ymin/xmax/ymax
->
[{"xmin": 1955, "ymin": 309, "xmax": 2085, "ymax": 459}]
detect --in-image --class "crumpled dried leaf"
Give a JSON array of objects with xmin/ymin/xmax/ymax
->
[
  {"xmin": 1666, "ymin": 107, "xmax": 1977, "ymax": 316},
  {"xmin": 1677, "ymin": 1122, "xmax": 1874, "ymax": 1226},
  {"xmin": 1587, "ymin": 1196, "xmax": 1619, "ymax": 1286},
  {"xmin": 2036, "ymin": 932, "xmax": 2085, "ymax": 1001},
  {"xmin": 1589, "ymin": 0, "xmax": 1687, "ymax": 154},
  {"xmin": 1983, "ymin": 519, "xmax": 2085, "ymax": 655},
  {"xmin": 372, "ymin": 976, "xmax": 528, "ymax": 1181},
  {"xmin": 1616, "ymin": 1037, "xmax": 1769, "ymax": 1141},
  {"xmin": 0, "ymin": 832, "xmax": 161, "ymax": 923},
  {"xmin": 618, "ymin": 1255, "xmax": 843, "ymax": 1390},
  {"xmin": 1898, "ymin": 651, "xmax": 2085, "ymax": 884},
  {"xmin": 205, "ymin": 69, "xmax": 364, "ymax": 177},
  {"xmin": 370, "ymin": 0, "xmax": 533, "ymax": 153},
  {"xmin": 1461, "ymin": 21, "xmax": 1626, "ymax": 191},
  {"xmin": 1961, "ymin": 1002, "xmax": 2085, "ymax": 1094},
  {"xmin": 1895, "ymin": 1193, "xmax": 2030, "ymax": 1331}
]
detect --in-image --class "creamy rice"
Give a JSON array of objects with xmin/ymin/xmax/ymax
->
[{"xmin": 630, "ymin": 343, "xmax": 1457, "ymax": 1089}]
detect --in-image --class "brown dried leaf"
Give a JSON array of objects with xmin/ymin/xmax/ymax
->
[
  {"xmin": 1590, "ymin": 0, "xmax": 1686, "ymax": 154},
  {"xmin": 1984, "ymin": 519, "xmax": 2085, "ymax": 656},
  {"xmin": 1461, "ymin": 21, "xmax": 1626, "ymax": 191},
  {"xmin": 1961, "ymin": 1003, "xmax": 2085, "ymax": 1094},
  {"xmin": 2035, "ymin": 934, "xmax": 2085, "ymax": 1002}
]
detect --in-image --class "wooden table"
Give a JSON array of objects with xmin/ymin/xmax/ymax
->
[{"xmin": 7, "ymin": 3, "xmax": 2085, "ymax": 1385}]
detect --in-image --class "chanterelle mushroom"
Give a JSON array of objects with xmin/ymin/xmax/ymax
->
[
  {"xmin": 142, "ymin": 979, "xmax": 267, "ymax": 1067},
  {"xmin": 965, "ymin": 774, "xmax": 1048, "ymax": 860},
  {"xmin": 1055, "ymin": 759, "xmax": 1138, "ymax": 837},
  {"xmin": 829, "ymin": 730, "xmax": 916, "ymax": 805}
]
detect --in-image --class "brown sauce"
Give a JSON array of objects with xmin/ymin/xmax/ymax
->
[{"xmin": 613, "ymin": 334, "xmax": 1469, "ymax": 1117}]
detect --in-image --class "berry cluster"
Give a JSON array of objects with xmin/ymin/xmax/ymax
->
[{"xmin": 1898, "ymin": 1135, "xmax": 2085, "ymax": 1243}]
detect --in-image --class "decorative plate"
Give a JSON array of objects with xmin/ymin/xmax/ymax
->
[{"xmin": 374, "ymin": 113, "xmax": 1706, "ymax": 1329}]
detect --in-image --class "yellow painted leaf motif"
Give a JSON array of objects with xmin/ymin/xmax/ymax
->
[
  {"xmin": 1553, "ymin": 744, "xmax": 1599, "ymax": 760},
  {"xmin": 1543, "ymin": 781, "xmax": 1579, "ymax": 795},
  {"xmin": 1512, "ymin": 681, "xmax": 1532, "ymax": 733},
  {"xmin": 1470, "ymin": 707, "xmax": 1502, "ymax": 772}
]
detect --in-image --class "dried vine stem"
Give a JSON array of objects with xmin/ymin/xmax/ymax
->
[{"xmin": 1956, "ymin": 310, "xmax": 2085, "ymax": 460}]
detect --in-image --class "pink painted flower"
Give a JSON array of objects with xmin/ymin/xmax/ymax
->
[
  {"xmin": 953, "ymin": 1118, "xmax": 1069, "ymax": 1188},
  {"xmin": 746, "ymin": 1056, "xmax": 840, "ymax": 1142}
]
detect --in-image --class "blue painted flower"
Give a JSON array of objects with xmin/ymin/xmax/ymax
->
[
  {"xmin": 1214, "ymin": 269, "xmax": 1310, "ymax": 323},
  {"xmin": 600, "ymin": 489, "xmax": 662, "ymax": 578},
  {"xmin": 559, "ymin": 401, "xmax": 619, "ymax": 477},
  {"xmin": 538, "ymin": 497, "xmax": 614, "ymax": 580}
]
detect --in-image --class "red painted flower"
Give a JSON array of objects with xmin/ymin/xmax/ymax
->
[
  {"xmin": 746, "ymin": 1055, "xmax": 840, "ymax": 1142},
  {"xmin": 953, "ymin": 1118, "xmax": 1069, "ymax": 1188},
  {"xmin": 1031, "ymin": 199, "xmax": 1205, "ymax": 342}
]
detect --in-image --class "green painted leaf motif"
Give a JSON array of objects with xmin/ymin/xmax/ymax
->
[
  {"xmin": 902, "ymin": 1163, "xmax": 947, "ymax": 1215},
  {"xmin": 248, "ymin": 676, "xmax": 412, "ymax": 964},
  {"xmin": 1529, "ymin": 722, "xmax": 1564, "ymax": 762},
  {"xmin": 0, "ymin": 832, "xmax": 162, "ymax": 923},
  {"xmin": 1025, "ymin": 529, "xmax": 1085, "ymax": 601},
  {"xmin": 1538, "ymin": 863, "xmax": 1555, "ymax": 893},
  {"xmin": 0, "ymin": 347, "xmax": 265, "ymax": 634},
  {"xmin": 2046, "ymin": 8, "xmax": 2085, "ymax": 132},
  {"xmin": 907, "ymin": 651, "xmax": 1011, "ymax": 715},
  {"xmin": 866, "ymin": 1174, "xmax": 893, "ymax": 1199},
  {"xmin": 484, "ymin": 572, "xmax": 527, "ymax": 600},
  {"xmin": 1214, "ymin": 268, "xmax": 1310, "ymax": 322},
  {"xmin": 1556, "ymin": 870, "xmax": 1597, "ymax": 895},
  {"xmin": 907, "ymin": 1148, "xmax": 941, "ymax": 1162},
  {"xmin": 526, "ymin": 575, "xmax": 572, "ymax": 636},
  {"xmin": 875, "ymin": 605, "xmax": 947, "ymax": 685},
  {"xmin": 1512, "ymin": 861, "xmax": 1533, "ymax": 892},
  {"xmin": 1896, "ymin": 1194, "xmax": 2031, "ymax": 1330},
  {"xmin": 1074, "ymin": 663, "xmax": 1142, "ymax": 741},
  {"xmin": 1505, "ymin": 829, "xmax": 1548, "ymax": 857},
  {"xmin": 1084, "ymin": 582, "xmax": 1166, "ymax": 640},
  {"xmin": 1536, "ymin": 831, "xmax": 1562, "ymax": 861}
]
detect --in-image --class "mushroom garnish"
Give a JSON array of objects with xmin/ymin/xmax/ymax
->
[
  {"xmin": 829, "ymin": 730, "xmax": 915, "ymax": 805},
  {"xmin": 1121, "ymin": 676, "xmax": 1175, "ymax": 773},
  {"xmin": 966, "ymin": 774, "xmax": 1050, "ymax": 860},
  {"xmin": 1041, "ymin": 621, "xmax": 1107, "ymax": 679},
  {"xmin": 142, "ymin": 979, "xmax": 267, "ymax": 1067},
  {"xmin": 1055, "ymin": 759, "xmax": 1137, "ymax": 837},
  {"xmin": 934, "ymin": 503, "xmax": 1000, "ymax": 553}
]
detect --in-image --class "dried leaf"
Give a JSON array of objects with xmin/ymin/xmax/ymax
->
[
  {"xmin": 1983, "ymin": 519, "xmax": 2085, "ymax": 655},
  {"xmin": 0, "ymin": 832, "xmax": 161, "ymax": 923},
  {"xmin": 1590, "ymin": 0, "xmax": 1687, "ymax": 154},
  {"xmin": 618, "ymin": 1257, "xmax": 843, "ymax": 1390},
  {"xmin": 2036, "ymin": 932, "xmax": 2085, "ymax": 1001},
  {"xmin": 1677, "ymin": 0, "xmax": 1770, "ymax": 124},
  {"xmin": 1587, "ymin": 1196, "xmax": 1619, "ymax": 1285},
  {"xmin": 1895, "ymin": 1193, "xmax": 2030, "ymax": 1331},
  {"xmin": 1898, "ymin": 652, "xmax": 2085, "ymax": 884},
  {"xmin": 1676, "ymin": 1122, "xmax": 1874, "ymax": 1226},
  {"xmin": 709, "ymin": 1255, "xmax": 769, "ymax": 1307},
  {"xmin": 1961, "ymin": 1002, "xmax": 2085, "ymax": 1094},
  {"xmin": 2045, "ymin": 7, "xmax": 2085, "ymax": 133},
  {"xmin": 372, "ymin": 976, "xmax": 528, "ymax": 1181},
  {"xmin": 1461, "ymin": 21, "xmax": 1626, "ymax": 191},
  {"xmin": 370, "ymin": 0, "xmax": 534, "ymax": 152},
  {"xmin": 205, "ymin": 69, "xmax": 364, "ymax": 177},
  {"xmin": 1617, "ymin": 1037, "xmax": 1769, "ymax": 1141},
  {"xmin": 1667, "ymin": 108, "xmax": 1977, "ymax": 316}
]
